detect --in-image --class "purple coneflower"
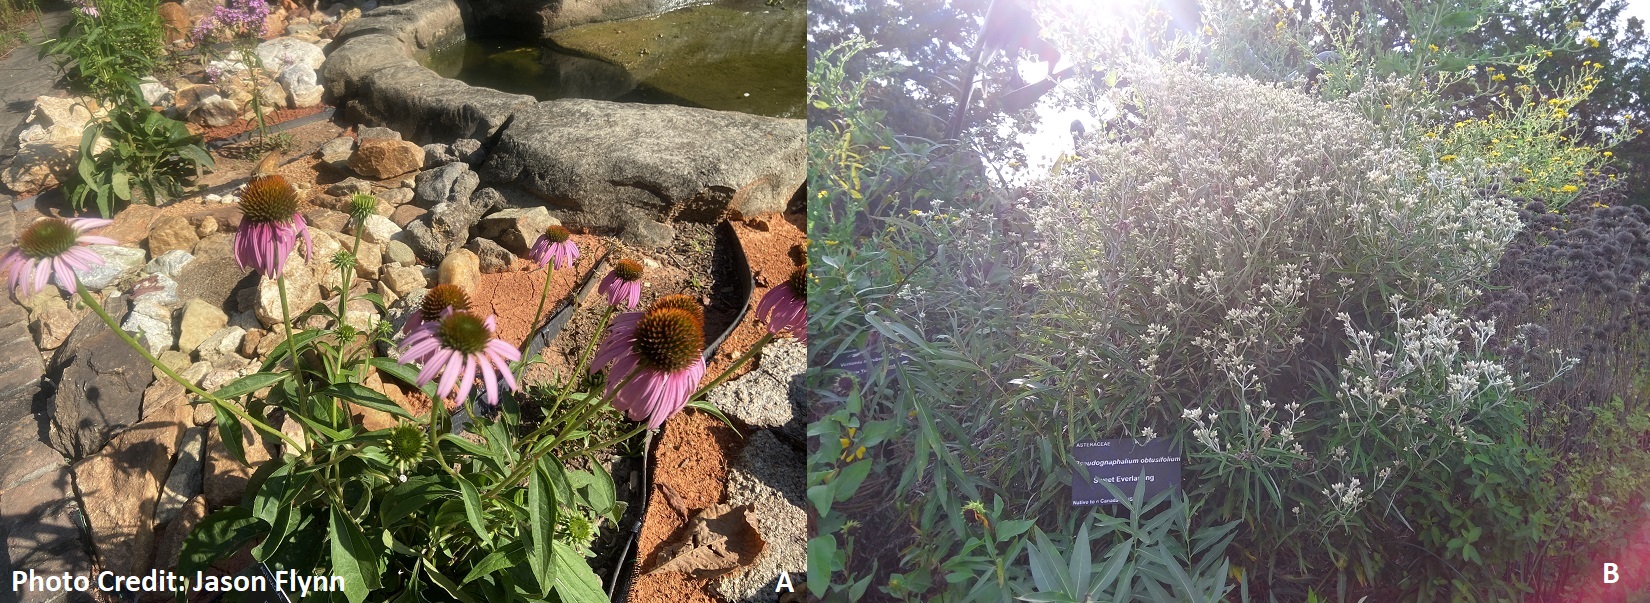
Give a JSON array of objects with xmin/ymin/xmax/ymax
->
[
  {"xmin": 599, "ymin": 259, "xmax": 644, "ymax": 309},
  {"xmin": 755, "ymin": 265, "xmax": 807, "ymax": 342},
  {"xmin": 232, "ymin": 175, "xmax": 312, "ymax": 276},
  {"xmin": 528, "ymin": 224, "xmax": 579, "ymax": 270},
  {"xmin": 590, "ymin": 301, "xmax": 707, "ymax": 430},
  {"xmin": 403, "ymin": 284, "xmax": 471, "ymax": 335},
  {"xmin": 0, "ymin": 217, "xmax": 115, "ymax": 297},
  {"xmin": 399, "ymin": 309, "xmax": 521, "ymax": 406}
]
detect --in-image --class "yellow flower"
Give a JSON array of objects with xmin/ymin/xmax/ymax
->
[
  {"xmin": 1562, "ymin": 185, "xmax": 1578, "ymax": 193},
  {"xmin": 1604, "ymin": 151, "xmax": 1614, "ymax": 157},
  {"xmin": 817, "ymin": 190, "xmax": 827, "ymax": 198},
  {"xmin": 1585, "ymin": 37, "xmax": 1600, "ymax": 48},
  {"xmin": 1440, "ymin": 154, "xmax": 1458, "ymax": 162},
  {"xmin": 1429, "ymin": 44, "xmax": 1439, "ymax": 52},
  {"xmin": 1486, "ymin": 66, "xmax": 1495, "ymax": 71},
  {"xmin": 1492, "ymin": 73, "xmax": 1506, "ymax": 81}
]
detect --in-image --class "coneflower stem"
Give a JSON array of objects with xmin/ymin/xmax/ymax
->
[
  {"xmin": 275, "ymin": 268, "xmax": 317, "ymax": 426},
  {"xmin": 558, "ymin": 304, "xmax": 616, "ymax": 402},
  {"xmin": 568, "ymin": 423, "xmax": 647, "ymax": 459},
  {"xmin": 516, "ymin": 264, "xmax": 555, "ymax": 381},
  {"xmin": 490, "ymin": 370, "xmax": 640, "ymax": 499},
  {"xmin": 75, "ymin": 282, "xmax": 301, "ymax": 452}
]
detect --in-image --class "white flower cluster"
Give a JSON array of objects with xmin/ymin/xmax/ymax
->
[{"xmin": 1020, "ymin": 63, "xmax": 1520, "ymax": 418}]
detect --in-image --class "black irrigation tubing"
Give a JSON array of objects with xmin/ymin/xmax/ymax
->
[{"xmin": 608, "ymin": 219, "xmax": 754, "ymax": 603}]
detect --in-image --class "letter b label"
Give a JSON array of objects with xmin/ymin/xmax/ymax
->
[{"xmin": 1604, "ymin": 563, "xmax": 1619, "ymax": 584}]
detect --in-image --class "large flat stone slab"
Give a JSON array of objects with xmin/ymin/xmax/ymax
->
[
  {"xmin": 349, "ymin": 64, "xmax": 536, "ymax": 144},
  {"xmin": 480, "ymin": 99, "xmax": 804, "ymax": 243}
]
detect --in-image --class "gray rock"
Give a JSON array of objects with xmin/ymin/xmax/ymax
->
[
  {"xmin": 616, "ymin": 208, "xmax": 676, "ymax": 248},
  {"xmin": 383, "ymin": 240, "xmax": 417, "ymax": 267},
  {"xmin": 402, "ymin": 221, "xmax": 446, "ymax": 264},
  {"xmin": 476, "ymin": 206, "xmax": 556, "ymax": 255},
  {"xmin": 326, "ymin": 177, "xmax": 375, "ymax": 197},
  {"xmin": 346, "ymin": 63, "xmax": 534, "ymax": 143},
  {"xmin": 318, "ymin": 33, "xmax": 420, "ymax": 99},
  {"xmin": 74, "ymin": 244, "xmax": 146, "ymax": 291},
  {"xmin": 289, "ymin": 84, "xmax": 324, "ymax": 109},
  {"xmin": 121, "ymin": 299, "xmax": 175, "ymax": 355},
  {"xmin": 451, "ymin": 138, "xmax": 485, "ymax": 165},
  {"xmin": 709, "ymin": 338, "xmax": 805, "ymax": 442},
  {"xmin": 144, "ymin": 249, "xmax": 195, "ymax": 278},
  {"xmin": 318, "ymin": 136, "xmax": 355, "ymax": 168},
  {"xmin": 48, "ymin": 300, "xmax": 155, "ymax": 459},
  {"xmin": 377, "ymin": 186, "xmax": 414, "ymax": 206},
  {"xmin": 154, "ymin": 426, "xmax": 204, "ymax": 525},
  {"xmin": 357, "ymin": 126, "xmax": 402, "ymax": 142},
  {"xmin": 422, "ymin": 142, "xmax": 458, "ymax": 168},
  {"xmin": 481, "ymin": 99, "xmax": 804, "ymax": 237},
  {"xmin": 715, "ymin": 430, "xmax": 805, "ymax": 603},
  {"xmin": 255, "ymin": 260, "xmax": 321, "ymax": 328},
  {"xmin": 0, "ymin": 296, "xmax": 45, "ymax": 424},
  {"xmin": 465, "ymin": 237, "xmax": 514, "ymax": 274},
  {"xmin": 413, "ymin": 162, "xmax": 476, "ymax": 207}
]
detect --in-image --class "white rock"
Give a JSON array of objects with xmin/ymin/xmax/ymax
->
[
  {"xmin": 140, "ymin": 82, "xmax": 173, "ymax": 107},
  {"xmin": 196, "ymin": 326, "xmax": 247, "ymax": 368},
  {"xmin": 121, "ymin": 300, "xmax": 175, "ymax": 354},
  {"xmin": 276, "ymin": 64, "xmax": 317, "ymax": 90},
  {"xmin": 144, "ymin": 249, "xmax": 195, "ymax": 278},
  {"xmin": 289, "ymin": 84, "xmax": 323, "ymax": 108},
  {"xmin": 256, "ymin": 37, "xmax": 326, "ymax": 71},
  {"xmin": 361, "ymin": 215, "xmax": 401, "ymax": 244},
  {"xmin": 74, "ymin": 245, "xmax": 146, "ymax": 291}
]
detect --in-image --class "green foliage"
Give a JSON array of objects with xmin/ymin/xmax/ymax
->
[
  {"xmin": 173, "ymin": 213, "xmax": 709, "ymax": 603},
  {"xmin": 68, "ymin": 91, "xmax": 213, "ymax": 217},
  {"xmin": 40, "ymin": 0, "xmax": 163, "ymax": 101}
]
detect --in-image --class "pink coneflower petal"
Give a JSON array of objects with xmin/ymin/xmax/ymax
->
[
  {"xmin": 397, "ymin": 309, "xmax": 518, "ymax": 407},
  {"xmin": 437, "ymin": 351, "xmax": 464, "ymax": 398},
  {"xmin": 3, "ymin": 217, "xmax": 113, "ymax": 298}
]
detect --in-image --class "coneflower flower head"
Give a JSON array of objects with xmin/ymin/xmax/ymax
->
[
  {"xmin": 599, "ymin": 258, "xmax": 645, "ymax": 309},
  {"xmin": 591, "ymin": 300, "xmax": 708, "ymax": 430},
  {"xmin": 0, "ymin": 217, "xmax": 116, "ymax": 297},
  {"xmin": 528, "ymin": 224, "xmax": 579, "ymax": 270},
  {"xmin": 398, "ymin": 309, "xmax": 520, "ymax": 406},
  {"xmin": 649, "ymin": 293, "xmax": 705, "ymax": 328},
  {"xmin": 403, "ymin": 283, "xmax": 471, "ymax": 335},
  {"xmin": 755, "ymin": 264, "xmax": 807, "ymax": 342},
  {"xmin": 233, "ymin": 175, "xmax": 312, "ymax": 276},
  {"xmin": 348, "ymin": 193, "xmax": 377, "ymax": 222}
]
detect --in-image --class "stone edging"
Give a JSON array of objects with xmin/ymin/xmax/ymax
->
[{"xmin": 318, "ymin": 0, "xmax": 806, "ymax": 244}]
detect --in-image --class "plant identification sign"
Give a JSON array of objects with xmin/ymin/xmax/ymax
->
[{"xmin": 1071, "ymin": 438, "xmax": 1181, "ymax": 506}]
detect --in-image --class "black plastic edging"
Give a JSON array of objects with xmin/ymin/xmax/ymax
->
[{"xmin": 608, "ymin": 219, "xmax": 755, "ymax": 602}]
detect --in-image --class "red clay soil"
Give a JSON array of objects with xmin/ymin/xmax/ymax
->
[
  {"xmin": 626, "ymin": 210, "xmax": 806, "ymax": 602},
  {"xmin": 627, "ymin": 410, "xmax": 743, "ymax": 603},
  {"xmin": 467, "ymin": 234, "xmax": 610, "ymax": 349},
  {"xmin": 190, "ymin": 104, "xmax": 329, "ymax": 143},
  {"xmin": 701, "ymin": 212, "xmax": 808, "ymax": 384}
]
